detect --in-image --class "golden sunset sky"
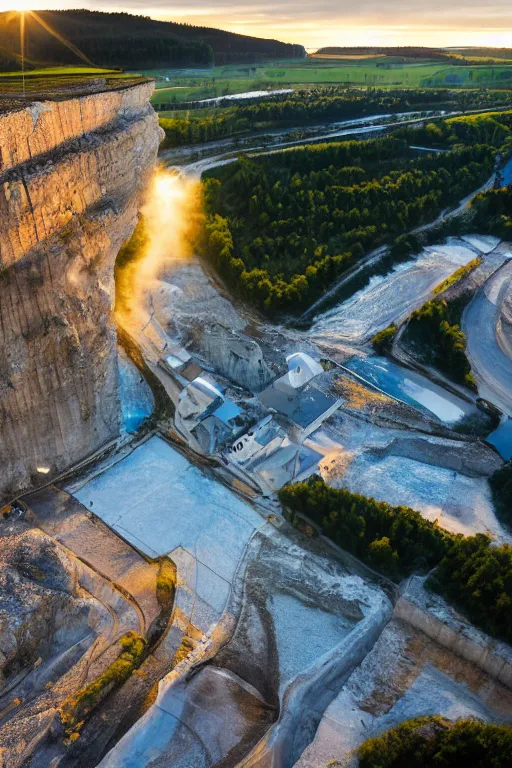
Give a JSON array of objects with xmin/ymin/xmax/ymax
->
[{"xmin": 6, "ymin": 1, "xmax": 512, "ymax": 50}]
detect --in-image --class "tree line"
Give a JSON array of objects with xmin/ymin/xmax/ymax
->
[
  {"xmin": 279, "ymin": 477, "xmax": 512, "ymax": 644},
  {"xmin": 403, "ymin": 295, "xmax": 476, "ymax": 389},
  {"xmin": 157, "ymin": 87, "xmax": 511, "ymax": 145},
  {"xmin": 471, "ymin": 184, "xmax": 512, "ymax": 238},
  {"xmin": 394, "ymin": 109, "xmax": 512, "ymax": 150},
  {"xmin": 200, "ymin": 137, "xmax": 495, "ymax": 314},
  {"xmin": 490, "ymin": 459, "xmax": 512, "ymax": 524}
]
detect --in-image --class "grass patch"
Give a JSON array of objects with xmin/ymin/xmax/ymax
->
[
  {"xmin": 0, "ymin": 66, "xmax": 120, "ymax": 77},
  {"xmin": 156, "ymin": 558, "xmax": 177, "ymax": 609},
  {"xmin": 60, "ymin": 631, "xmax": 146, "ymax": 736},
  {"xmin": 432, "ymin": 256, "xmax": 482, "ymax": 295}
]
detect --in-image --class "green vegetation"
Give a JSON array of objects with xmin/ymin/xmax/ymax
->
[
  {"xmin": 471, "ymin": 184, "xmax": 512, "ymax": 238},
  {"xmin": 201, "ymin": 137, "xmax": 494, "ymax": 314},
  {"xmin": 372, "ymin": 325, "xmax": 397, "ymax": 353},
  {"xmin": 395, "ymin": 109, "xmax": 512, "ymax": 150},
  {"xmin": 428, "ymin": 534, "xmax": 512, "ymax": 643},
  {"xmin": 160, "ymin": 113, "xmax": 251, "ymax": 148},
  {"xmin": 280, "ymin": 477, "xmax": 512, "ymax": 643},
  {"xmin": 432, "ymin": 257, "xmax": 482, "ymax": 294},
  {"xmin": 0, "ymin": 69, "xmax": 146, "ymax": 100},
  {"xmin": 0, "ymin": 10, "xmax": 302, "ymax": 72},
  {"xmin": 278, "ymin": 477, "xmax": 451, "ymax": 581},
  {"xmin": 0, "ymin": 66, "xmax": 119, "ymax": 77},
  {"xmin": 156, "ymin": 558, "xmax": 177, "ymax": 609},
  {"xmin": 146, "ymin": 48, "xmax": 512, "ymax": 102},
  {"xmin": 489, "ymin": 460, "xmax": 512, "ymax": 524},
  {"xmin": 404, "ymin": 295, "xmax": 476, "ymax": 388},
  {"xmin": 157, "ymin": 86, "xmax": 481, "ymax": 143},
  {"xmin": 356, "ymin": 716, "xmax": 512, "ymax": 768},
  {"xmin": 61, "ymin": 631, "xmax": 146, "ymax": 735}
]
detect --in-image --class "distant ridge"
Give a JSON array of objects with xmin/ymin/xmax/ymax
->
[
  {"xmin": 314, "ymin": 46, "xmax": 512, "ymax": 63},
  {"xmin": 0, "ymin": 10, "xmax": 306, "ymax": 71},
  {"xmin": 314, "ymin": 46, "xmax": 452, "ymax": 59}
]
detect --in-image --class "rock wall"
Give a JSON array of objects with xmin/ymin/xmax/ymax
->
[
  {"xmin": 0, "ymin": 82, "xmax": 162, "ymax": 502},
  {"xmin": 198, "ymin": 322, "xmax": 274, "ymax": 392},
  {"xmin": 395, "ymin": 576, "xmax": 512, "ymax": 689}
]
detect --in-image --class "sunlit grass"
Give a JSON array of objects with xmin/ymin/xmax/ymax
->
[{"xmin": 0, "ymin": 66, "xmax": 120, "ymax": 77}]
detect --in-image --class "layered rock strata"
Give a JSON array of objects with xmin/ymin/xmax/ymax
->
[{"xmin": 0, "ymin": 82, "xmax": 161, "ymax": 502}]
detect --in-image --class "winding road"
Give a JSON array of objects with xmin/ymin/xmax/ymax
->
[{"xmin": 464, "ymin": 259, "xmax": 512, "ymax": 416}]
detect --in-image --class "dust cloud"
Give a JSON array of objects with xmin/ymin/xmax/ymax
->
[{"xmin": 115, "ymin": 169, "xmax": 203, "ymax": 330}]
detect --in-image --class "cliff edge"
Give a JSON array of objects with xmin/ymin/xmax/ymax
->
[{"xmin": 0, "ymin": 81, "xmax": 162, "ymax": 503}]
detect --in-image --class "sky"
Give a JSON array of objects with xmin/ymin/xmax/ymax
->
[{"xmin": 6, "ymin": 1, "xmax": 512, "ymax": 51}]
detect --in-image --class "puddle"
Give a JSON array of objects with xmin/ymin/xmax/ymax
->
[
  {"xmin": 345, "ymin": 355, "xmax": 474, "ymax": 424},
  {"xmin": 487, "ymin": 418, "xmax": 512, "ymax": 460}
]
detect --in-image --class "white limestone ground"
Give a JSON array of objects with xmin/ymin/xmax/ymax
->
[
  {"xmin": 74, "ymin": 435, "xmax": 267, "ymax": 631},
  {"xmin": 309, "ymin": 413, "xmax": 508, "ymax": 543},
  {"xmin": 339, "ymin": 453, "xmax": 511, "ymax": 543},
  {"xmin": 310, "ymin": 238, "xmax": 482, "ymax": 346},
  {"xmin": 461, "ymin": 234, "xmax": 501, "ymax": 253}
]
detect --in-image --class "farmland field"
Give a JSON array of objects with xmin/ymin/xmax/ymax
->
[{"xmin": 143, "ymin": 57, "xmax": 512, "ymax": 107}]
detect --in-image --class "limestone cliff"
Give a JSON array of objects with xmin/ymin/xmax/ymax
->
[{"xmin": 0, "ymin": 82, "xmax": 162, "ymax": 502}]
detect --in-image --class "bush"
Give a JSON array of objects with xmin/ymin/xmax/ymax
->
[
  {"xmin": 358, "ymin": 716, "xmax": 512, "ymax": 768},
  {"xmin": 432, "ymin": 256, "xmax": 482, "ymax": 295},
  {"xmin": 60, "ymin": 631, "xmax": 146, "ymax": 734},
  {"xmin": 372, "ymin": 324, "xmax": 397, "ymax": 354},
  {"xmin": 156, "ymin": 558, "xmax": 177, "ymax": 609}
]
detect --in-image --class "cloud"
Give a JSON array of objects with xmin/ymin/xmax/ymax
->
[{"xmin": 14, "ymin": 1, "xmax": 512, "ymax": 48}]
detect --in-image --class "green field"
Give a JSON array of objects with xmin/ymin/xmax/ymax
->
[
  {"xmin": 0, "ymin": 66, "xmax": 122, "ymax": 77},
  {"xmin": 0, "ymin": 67, "xmax": 146, "ymax": 100},
  {"xmin": 144, "ymin": 57, "xmax": 512, "ymax": 108}
]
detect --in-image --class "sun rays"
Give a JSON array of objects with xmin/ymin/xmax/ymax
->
[{"xmin": 14, "ymin": 8, "xmax": 94, "ymax": 74}]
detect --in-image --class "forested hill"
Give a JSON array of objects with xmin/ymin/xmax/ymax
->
[{"xmin": 0, "ymin": 10, "xmax": 305, "ymax": 70}]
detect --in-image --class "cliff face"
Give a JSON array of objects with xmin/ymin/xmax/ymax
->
[{"xmin": 0, "ymin": 82, "xmax": 162, "ymax": 502}]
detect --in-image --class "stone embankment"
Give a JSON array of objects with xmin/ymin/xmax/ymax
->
[
  {"xmin": 0, "ymin": 82, "xmax": 162, "ymax": 503},
  {"xmin": 396, "ymin": 576, "xmax": 512, "ymax": 688}
]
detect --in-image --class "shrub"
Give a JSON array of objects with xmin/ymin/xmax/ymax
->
[
  {"xmin": 372, "ymin": 324, "xmax": 397, "ymax": 354},
  {"xmin": 432, "ymin": 256, "xmax": 482, "ymax": 295},
  {"xmin": 60, "ymin": 631, "xmax": 146, "ymax": 734},
  {"xmin": 156, "ymin": 558, "xmax": 177, "ymax": 609},
  {"xmin": 358, "ymin": 716, "xmax": 512, "ymax": 768}
]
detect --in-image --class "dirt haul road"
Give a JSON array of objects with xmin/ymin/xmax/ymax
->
[{"xmin": 464, "ymin": 259, "xmax": 512, "ymax": 416}]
